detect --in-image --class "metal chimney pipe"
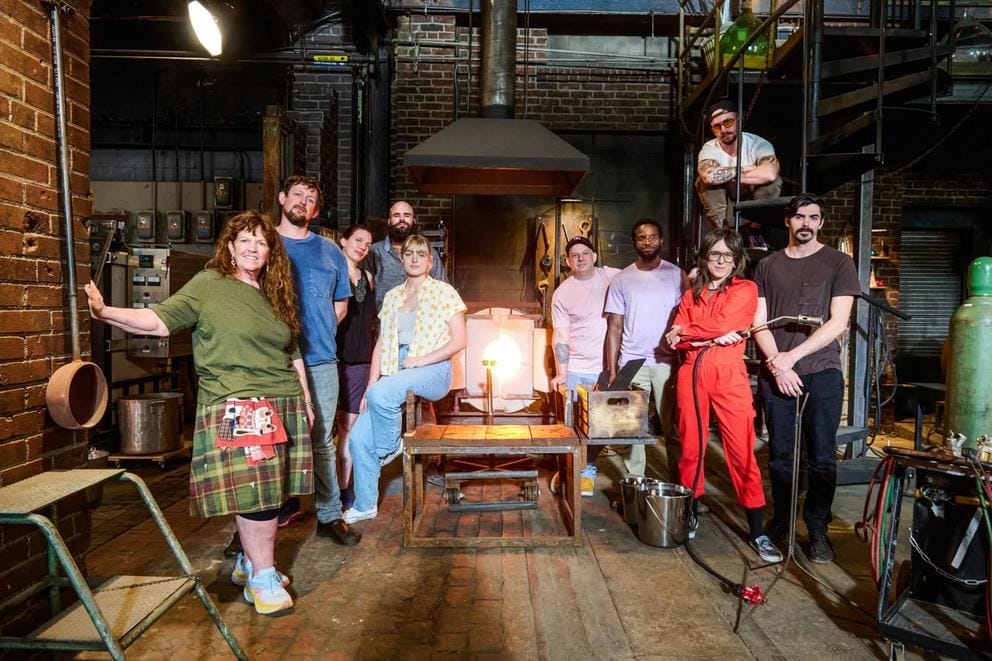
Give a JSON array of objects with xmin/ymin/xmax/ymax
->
[{"xmin": 480, "ymin": 0, "xmax": 516, "ymax": 118}]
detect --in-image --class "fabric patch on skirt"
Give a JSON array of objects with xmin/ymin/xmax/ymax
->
[{"xmin": 189, "ymin": 395, "xmax": 313, "ymax": 518}]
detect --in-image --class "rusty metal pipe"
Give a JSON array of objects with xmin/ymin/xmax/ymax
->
[{"xmin": 480, "ymin": 0, "xmax": 516, "ymax": 118}]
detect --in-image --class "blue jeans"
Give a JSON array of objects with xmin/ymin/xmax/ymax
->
[
  {"xmin": 351, "ymin": 346, "xmax": 452, "ymax": 512},
  {"xmin": 565, "ymin": 372, "xmax": 599, "ymax": 396},
  {"xmin": 567, "ymin": 372, "xmax": 598, "ymax": 465},
  {"xmin": 760, "ymin": 368, "xmax": 844, "ymax": 533},
  {"xmin": 307, "ymin": 362, "xmax": 343, "ymax": 523}
]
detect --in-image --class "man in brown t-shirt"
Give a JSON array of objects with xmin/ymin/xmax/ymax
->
[{"xmin": 752, "ymin": 193, "xmax": 861, "ymax": 564}]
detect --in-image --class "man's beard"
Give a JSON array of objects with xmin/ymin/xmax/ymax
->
[
  {"xmin": 388, "ymin": 222, "xmax": 413, "ymax": 242},
  {"xmin": 285, "ymin": 206, "xmax": 309, "ymax": 228},
  {"xmin": 635, "ymin": 246, "xmax": 661, "ymax": 261},
  {"xmin": 793, "ymin": 228, "xmax": 815, "ymax": 244}
]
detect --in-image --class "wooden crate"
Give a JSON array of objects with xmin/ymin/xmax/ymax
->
[{"xmin": 575, "ymin": 385, "xmax": 649, "ymax": 438}]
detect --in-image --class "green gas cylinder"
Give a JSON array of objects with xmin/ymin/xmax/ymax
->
[
  {"xmin": 945, "ymin": 256, "xmax": 992, "ymax": 448},
  {"xmin": 718, "ymin": 2, "xmax": 771, "ymax": 70}
]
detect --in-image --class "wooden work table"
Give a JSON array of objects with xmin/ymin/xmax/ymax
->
[{"xmin": 402, "ymin": 424, "xmax": 581, "ymax": 548}]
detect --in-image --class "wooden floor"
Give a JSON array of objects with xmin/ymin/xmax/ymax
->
[{"xmin": 73, "ymin": 434, "xmax": 942, "ymax": 660}]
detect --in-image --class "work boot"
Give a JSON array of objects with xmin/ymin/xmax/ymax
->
[
  {"xmin": 764, "ymin": 517, "xmax": 788, "ymax": 548},
  {"xmin": 316, "ymin": 519, "xmax": 362, "ymax": 546},
  {"xmin": 805, "ymin": 529, "xmax": 835, "ymax": 564}
]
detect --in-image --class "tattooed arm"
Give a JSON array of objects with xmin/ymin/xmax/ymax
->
[
  {"xmin": 739, "ymin": 154, "xmax": 780, "ymax": 186},
  {"xmin": 697, "ymin": 158, "xmax": 737, "ymax": 186},
  {"xmin": 551, "ymin": 324, "xmax": 570, "ymax": 390}
]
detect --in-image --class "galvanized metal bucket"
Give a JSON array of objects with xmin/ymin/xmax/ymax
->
[
  {"xmin": 620, "ymin": 475, "xmax": 656, "ymax": 525},
  {"xmin": 635, "ymin": 482, "xmax": 693, "ymax": 549}
]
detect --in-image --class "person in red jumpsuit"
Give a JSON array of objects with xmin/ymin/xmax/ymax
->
[{"xmin": 665, "ymin": 229, "xmax": 781, "ymax": 562}]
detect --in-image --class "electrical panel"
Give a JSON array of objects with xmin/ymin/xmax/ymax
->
[
  {"xmin": 165, "ymin": 210, "xmax": 188, "ymax": 243},
  {"xmin": 221, "ymin": 210, "xmax": 240, "ymax": 234},
  {"xmin": 126, "ymin": 247, "xmax": 208, "ymax": 358},
  {"xmin": 214, "ymin": 177, "xmax": 236, "ymax": 209},
  {"xmin": 193, "ymin": 210, "xmax": 217, "ymax": 243},
  {"xmin": 133, "ymin": 210, "xmax": 158, "ymax": 243}
]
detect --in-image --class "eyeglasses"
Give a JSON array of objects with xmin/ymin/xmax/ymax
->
[
  {"xmin": 710, "ymin": 117, "xmax": 737, "ymax": 131},
  {"xmin": 706, "ymin": 250, "xmax": 735, "ymax": 263}
]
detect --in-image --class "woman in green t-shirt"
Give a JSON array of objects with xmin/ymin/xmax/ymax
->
[{"xmin": 84, "ymin": 211, "xmax": 312, "ymax": 616}]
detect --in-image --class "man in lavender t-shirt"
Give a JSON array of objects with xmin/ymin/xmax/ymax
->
[{"xmin": 605, "ymin": 219, "xmax": 687, "ymax": 478}]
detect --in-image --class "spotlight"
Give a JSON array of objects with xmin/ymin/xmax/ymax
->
[{"xmin": 188, "ymin": 1, "xmax": 222, "ymax": 57}]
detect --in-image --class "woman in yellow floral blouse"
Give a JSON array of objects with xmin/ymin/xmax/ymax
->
[{"xmin": 343, "ymin": 234, "xmax": 467, "ymax": 523}]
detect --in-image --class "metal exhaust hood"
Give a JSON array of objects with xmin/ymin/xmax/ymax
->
[
  {"xmin": 402, "ymin": 0, "xmax": 589, "ymax": 197},
  {"xmin": 404, "ymin": 118, "xmax": 589, "ymax": 196}
]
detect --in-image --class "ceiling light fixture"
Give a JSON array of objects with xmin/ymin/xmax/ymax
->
[{"xmin": 188, "ymin": 1, "xmax": 222, "ymax": 57}]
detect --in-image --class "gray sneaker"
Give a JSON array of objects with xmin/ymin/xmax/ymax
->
[
  {"xmin": 687, "ymin": 513, "xmax": 699, "ymax": 539},
  {"xmin": 750, "ymin": 535, "xmax": 783, "ymax": 563},
  {"xmin": 806, "ymin": 529, "xmax": 835, "ymax": 564}
]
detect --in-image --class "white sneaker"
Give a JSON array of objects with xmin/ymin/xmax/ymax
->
[
  {"xmin": 244, "ymin": 567, "xmax": 293, "ymax": 615},
  {"xmin": 342, "ymin": 506, "xmax": 378, "ymax": 524},
  {"xmin": 231, "ymin": 552, "xmax": 289, "ymax": 588}
]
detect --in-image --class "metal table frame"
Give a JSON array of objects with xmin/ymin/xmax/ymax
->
[{"xmin": 0, "ymin": 469, "xmax": 245, "ymax": 660}]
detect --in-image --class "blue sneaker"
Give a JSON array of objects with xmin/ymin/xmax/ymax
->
[
  {"xmin": 244, "ymin": 567, "xmax": 293, "ymax": 616},
  {"xmin": 230, "ymin": 552, "xmax": 289, "ymax": 588}
]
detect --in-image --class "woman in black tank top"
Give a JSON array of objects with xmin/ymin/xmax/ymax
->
[{"xmin": 336, "ymin": 224, "xmax": 376, "ymax": 509}]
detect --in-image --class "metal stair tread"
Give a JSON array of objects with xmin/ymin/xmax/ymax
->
[
  {"xmin": 0, "ymin": 469, "xmax": 125, "ymax": 515},
  {"xmin": 823, "ymin": 26, "xmax": 928, "ymax": 39},
  {"xmin": 29, "ymin": 576, "xmax": 194, "ymax": 644},
  {"xmin": 836, "ymin": 425, "xmax": 870, "ymax": 444}
]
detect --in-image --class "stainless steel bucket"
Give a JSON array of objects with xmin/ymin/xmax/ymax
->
[
  {"xmin": 118, "ymin": 393, "xmax": 183, "ymax": 455},
  {"xmin": 620, "ymin": 476, "xmax": 656, "ymax": 524},
  {"xmin": 635, "ymin": 482, "xmax": 693, "ymax": 548}
]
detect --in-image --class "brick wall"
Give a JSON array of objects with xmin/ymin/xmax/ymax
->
[
  {"xmin": 823, "ymin": 169, "xmax": 992, "ymax": 307},
  {"xmin": 287, "ymin": 100, "xmax": 339, "ymax": 228},
  {"xmin": 390, "ymin": 15, "xmax": 672, "ymax": 229},
  {"xmin": 0, "ymin": 0, "xmax": 93, "ymax": 636},
  {"xmin": 290, "ymin": 20, "xmax": 354, "ymax": 228}
]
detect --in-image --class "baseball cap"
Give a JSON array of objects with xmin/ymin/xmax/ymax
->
[
  {"xmin": 565, "ymin": 236, "xmax": 595, "ymax": 255},
  {"xmin": 707, "ymin": 98, "xmax": 738, "ymax": 120}
]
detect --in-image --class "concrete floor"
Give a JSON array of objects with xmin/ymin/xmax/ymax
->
[{"xmin": 73, "ymin": 436, "xmax": 940, "ymax": 661}]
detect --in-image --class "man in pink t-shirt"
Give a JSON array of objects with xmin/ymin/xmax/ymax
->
[{"xmin": 551, "ymin": 236, "xmax": 620, "ymax": 495}]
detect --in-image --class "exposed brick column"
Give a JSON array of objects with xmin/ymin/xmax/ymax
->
[{"xmin": 0, "ymin": 0, "xmax": 93, "ymax": 635}]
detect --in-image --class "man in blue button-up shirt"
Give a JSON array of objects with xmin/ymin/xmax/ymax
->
[{"xmin": 368, "ymin": 200, "xmax": 446, "ymax": 310}]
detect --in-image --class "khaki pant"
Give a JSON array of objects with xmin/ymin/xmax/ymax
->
[
  {"xmin": 696, "ymin": 176, "xmax": 782, "ymax": 230},
  {"xmin": 616, "ymin": 363, "xmax": 679, "ymax": 480}
]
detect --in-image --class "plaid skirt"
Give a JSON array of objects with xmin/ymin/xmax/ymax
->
[{"xmin": 189, "ymin": 395, "xmax": 313, "ymax": 518}]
